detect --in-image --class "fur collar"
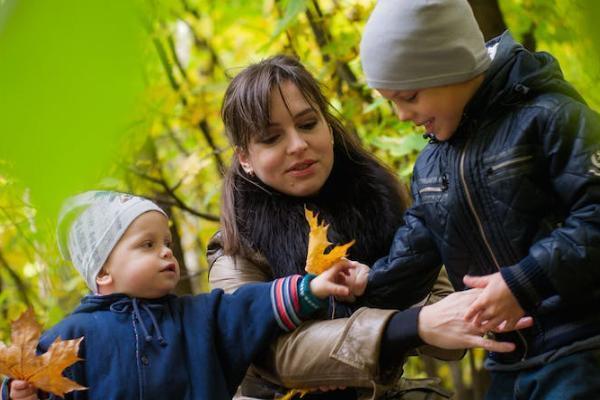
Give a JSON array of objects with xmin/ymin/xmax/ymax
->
[{"xmin": 235, "ymin": 153, "xmax": 405, "ymax": 278}]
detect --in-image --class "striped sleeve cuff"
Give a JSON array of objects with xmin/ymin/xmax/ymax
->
[
  {"xmin": 500, "ymin": 255, "xmax": 556, "ymax": 312},
  {"xmin": 270, "ymin": 275, "xmax": 303, "ymax": 332},
  {"xmin": 1, "ymin": 378, "xmax": 10, "ymax": 400}
]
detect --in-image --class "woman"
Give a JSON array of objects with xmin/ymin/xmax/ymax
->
[{"xmin": 208, "ymin": 55, "xmax": 523, "ymax": 399}]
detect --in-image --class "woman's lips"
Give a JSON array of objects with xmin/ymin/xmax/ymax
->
[{"xmin": 286, "ymin": 160, "xmax": 317, "ymax": 177}]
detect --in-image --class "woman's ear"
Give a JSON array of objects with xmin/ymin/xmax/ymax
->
[{"xmin": 236, "ymin": 148, "xmax": 255, "ymax": 176}]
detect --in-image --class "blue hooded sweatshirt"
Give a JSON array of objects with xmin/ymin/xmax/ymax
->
[{"xmin": 2, "ymin": 278, "xmax": 301, "ymax": 400}]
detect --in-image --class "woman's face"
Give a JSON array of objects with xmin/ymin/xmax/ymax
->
[{"xmin": 238, "ymin": 81, "xmax": 334, "ymax": 197}]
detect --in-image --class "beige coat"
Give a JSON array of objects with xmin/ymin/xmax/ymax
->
[{"xmin": 207, "ymin": 233, "xmax": 462, "ymax": 399}]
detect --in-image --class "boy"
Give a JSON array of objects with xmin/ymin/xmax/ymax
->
[
  {"xmin": 2, "ymin": 191, "xmax": 363, "ymax": 400},
  {"xmin": 359, "ymin": 0, "xmax": 600, "ymax": 398}
]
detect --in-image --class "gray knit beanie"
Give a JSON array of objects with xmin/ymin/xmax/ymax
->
[
  {"xmin": 360, "ymin": 0, "xmax": 491, "ymax": 90},
  {"xmin": 57, "ymin": 191, "xmax": 166, "ymax": 292}
]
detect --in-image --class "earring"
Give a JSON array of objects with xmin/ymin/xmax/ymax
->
[
  {"xmin": 329, "ymin": 124, "xmax": 334, "ymax": 145},
  {"xmin": 242, "ymin": 166, "xmax": 255, "ymax": 176}
]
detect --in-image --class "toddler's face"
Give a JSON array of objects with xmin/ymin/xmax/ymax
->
[
  {"xmin": 377, "ymin": 76, "xmax": 483, "ymax": 142},
  {"xmin": 99, "ymin": 211, "xmax": 180, "ymax": 298}
]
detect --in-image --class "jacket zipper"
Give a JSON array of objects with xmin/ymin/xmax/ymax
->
[
  {"xmin": 489, "ymin": 155, "xmax": 533, "ymax": 173},
  {"xmin": 419, "ymin": 186, "xmax": 445, "ymax": 194},
  {"xmin": 459, "ymin": 137, "xmax": 529, "ymax": 360}
]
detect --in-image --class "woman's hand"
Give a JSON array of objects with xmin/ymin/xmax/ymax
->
[
  {"xmin": 417, "ymin": 289, "xmax": 533, "ymax": 352},
  {"xmin": 9, "ymin": 380, "xmax": 39, "ymax": 400}
]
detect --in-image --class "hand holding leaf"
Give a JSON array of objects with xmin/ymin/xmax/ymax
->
[{"xmin": 0, "ymin": 309, "xmax": 86, "ymax": 397}]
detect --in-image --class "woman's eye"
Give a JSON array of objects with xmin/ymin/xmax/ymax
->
[
  {"xmin": 259, "ymin": 134, "xmax": 279, "ymax": 144},
  {"xmin": 142, "ymin": 241, "xmax": 154, "ymax": 248},
  {"xmin": 298, "ymin": 121, "xmax": 317, "ymax": 130},
  {"xmin": 165, "ymin": 240, "xmax": 173, "ymax": 248}
]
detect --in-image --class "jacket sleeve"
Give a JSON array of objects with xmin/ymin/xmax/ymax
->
[
  {"xmin": 207, "ymin": 234, "xmax": 404, "ymax": 389},
  {"xmin": 194, "ymin": 283, "xmax": 285, "ymax": 394},
  {"xmin": 365, "ymin": 190, "xmax": 443, "ymax": 311},
  {"xmin": 500, "ymin": 101, "xmax": 600, "ymax": 310}
]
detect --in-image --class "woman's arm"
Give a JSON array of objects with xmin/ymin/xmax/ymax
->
[{"xmin": 207, "ymin": 233, "xmax": 403, "ymax": 389}]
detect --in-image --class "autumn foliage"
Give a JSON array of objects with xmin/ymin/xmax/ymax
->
[
  {"xmin": 0, "ymin": 309, "xmax": 86, "ymax": 397},
  {"xmin": 304, "ymin": 208, "xmax": 355, "ymax": 275}
]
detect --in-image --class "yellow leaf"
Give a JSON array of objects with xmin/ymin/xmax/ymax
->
[
  {"xmin": 0, "ymin": 309, "xmax": 86, "ymax": 397},
  {"xmin": 305, "ymin": 207, "xmax": 355, "ymax": 275},
  {"xmin": 278, "ymin": 388, "xmax": 311, "ymax": 400}
]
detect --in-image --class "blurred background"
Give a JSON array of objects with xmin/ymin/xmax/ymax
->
[{"xmin": 1, "ymin": 0, "xmax": 598, "ymax": 398}]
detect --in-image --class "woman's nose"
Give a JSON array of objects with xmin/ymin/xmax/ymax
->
[{"xmin": 286, "ymin": 130, "xmax": 308, "ymax": 154}]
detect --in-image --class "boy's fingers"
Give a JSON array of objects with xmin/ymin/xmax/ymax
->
[
  {"xmin": 514, "ymin": 316, "xmax": 533, "ymax": 330},
  {"xmin": 478, "ymin": 315, "xmax": 505, "ymax": 332},
  {"xmin": 464, "ymin": 303, "xmax": 482, "ymax": 322},
  {"xmin": 467, "ymin": 334, "xmax": 516, "ymax": 353},
  {"xmin": 463, "ymin": 275, "xmax": 489, "ymax": 289},
  {"xmin": 499, "ymin": 319, "xmax": 517, "ymax": 332}
]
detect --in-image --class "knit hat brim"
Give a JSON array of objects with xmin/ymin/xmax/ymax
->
[
  {"xmin": 360, "ymin": 0, "xmax": 491, "ymax": 91},
  {"xmin": 57, "ymin": 191, "xmax": 166, "ymax": 292}
]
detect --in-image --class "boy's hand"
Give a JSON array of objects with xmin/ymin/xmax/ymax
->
[
  {"xmin": 310, "ymin": 261, "xmax": 365, "ymax": 300},
  {"xmin": 463, "ymin": 272, "xmax": 525, "ymax": 332},
  {"xmin": 9, "ymin": 380, "xmax": 39, "ymax": 400},
  {"xmin": 334, "ymin": 259, "xmax": 369, "ymax": 302},
  {"xmin": 418, "ymin": 289, "xmax": 533, "ymax": 352}
]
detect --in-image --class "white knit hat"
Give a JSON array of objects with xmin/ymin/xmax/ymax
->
[
  {"xmin": 57, "ymin": 191, "xmax": 166, "ymax": 292},
  {"xmin": 360, "ymin": 0, "xmax": 491, "ymax": 90}
]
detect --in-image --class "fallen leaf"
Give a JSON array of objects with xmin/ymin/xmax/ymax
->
[
  {"xmin": 278, "ymin": 388, "xmax": 311, "ymax": 400},
  {"xmin": 305, "ymin": 207, "xmax": 355, "ymax": 274},
  {"xmin": 0, "ymin": 309, "xmax": 86, "ymax": 397}
]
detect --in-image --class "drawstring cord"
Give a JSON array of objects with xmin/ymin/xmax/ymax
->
[{"xmin": 110, "ymin": 297, "xmax": 167, "ymax": 347}]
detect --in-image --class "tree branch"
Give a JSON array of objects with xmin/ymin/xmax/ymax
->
[
  {"xmin": 0, "ymin": 250, "xmax": 31, "ymax": 306},
  {"xmin": 128, "ymin": 167, "xmax": 220, "ymax": 222}
]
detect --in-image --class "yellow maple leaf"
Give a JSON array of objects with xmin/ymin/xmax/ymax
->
[
  {"xmin": 278, "ymin": 388, "xmax": 311, "ymax": 400},
  {"xmin": 0, "ymin": 309, "xmax": 86, "ymax": 397},
  {"xmin": 305, "ymin": 207, "xmax": 355, "ymax": 275}
]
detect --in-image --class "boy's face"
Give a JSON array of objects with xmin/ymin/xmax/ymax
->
[
  {"xmin": 97, "ymin": 211, "xmax": 180, "ymax": 298},
  {"xmin": 377, "ymin": 75, "xmax": 483, "ymax": 141}
]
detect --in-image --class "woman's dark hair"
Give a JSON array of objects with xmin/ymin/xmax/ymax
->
[{"xmin": 220, "ymin": 55, "xmax": 407, "ymax": 255}]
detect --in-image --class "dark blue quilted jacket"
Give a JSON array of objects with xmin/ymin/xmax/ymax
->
[{"xmin": 366, "ymin": 32, "xmax": 600, "ymax": 365}]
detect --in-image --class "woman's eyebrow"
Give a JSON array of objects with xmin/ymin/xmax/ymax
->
[
  {"xmin": 268, "ymin": 108, "xmax": 315, "ymax": 128},
  {"xmin": 293, "ymin": 108, "xmax": 315, "ymax": 119}
]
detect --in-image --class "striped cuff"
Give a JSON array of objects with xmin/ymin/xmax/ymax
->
[
  {"xmin": 270, "ymin": 275, "xmax": 303, "ymax": 332},
  {"xmin": 299, "ymin": 274, "xmax": 328, "ymax": 316},
  {"xmin": 500, "ymin": 255, "xmax": 556, "ymax": 312}
]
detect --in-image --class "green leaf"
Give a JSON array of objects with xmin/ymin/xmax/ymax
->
[
  {"xmin": 271, "ymin": 0, "xmax": 307, "ymax": 39},
  {"xmin": 371, "ymin": 134, "xmax": 426, "ymax": 158}
]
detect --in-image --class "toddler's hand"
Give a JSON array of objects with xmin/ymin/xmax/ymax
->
[
  {"xmin": 463, "ymin": 272, "xmax": 525, "ymax": 332},
  {"xmin": 9, "ymin": 380, "xmax": 39, "ymax": 400},
  {"xmin": 309, "ymin": 260, "xmax": 365, "ymax": 299}
]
